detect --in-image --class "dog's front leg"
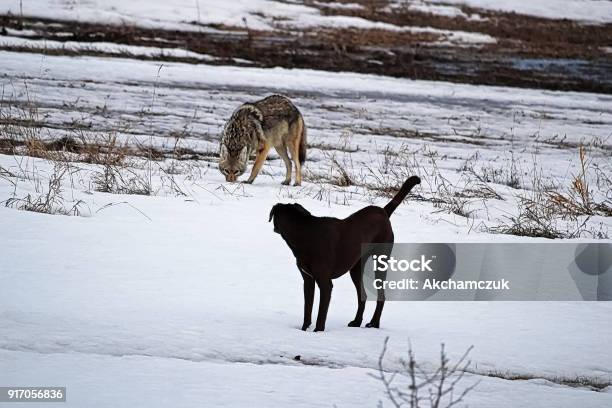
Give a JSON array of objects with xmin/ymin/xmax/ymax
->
[
  {"xmin": 314, "ymin": 279, "xmax": 333, "ymax": 332},
  {"xmin": 301, "ymin": 271, "xmax": 315, "ymax": 331}
]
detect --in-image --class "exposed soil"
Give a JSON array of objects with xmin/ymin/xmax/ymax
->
[
  {"xmin": 0, "ymin": 135, "xmax": 218, "ymax": 162},
  {"xmin": 1, "ymin": 0, "xmax": 611, "ymax": 93}
]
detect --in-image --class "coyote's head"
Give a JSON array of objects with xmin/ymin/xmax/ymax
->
[{"xmin": 219, "ymin": 105, "xmax": 263, "ymax": 182}]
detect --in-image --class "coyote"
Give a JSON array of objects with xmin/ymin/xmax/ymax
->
[{"xmin": 219, "ymin": 95, "xmax": 307, "ymax": 185}]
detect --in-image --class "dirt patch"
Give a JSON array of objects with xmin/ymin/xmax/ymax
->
[
  {"xmin": 0, "ymin": 135, "xmax": 217, "ymax": 163},
  {"xmin": 1, "ymin": 5, "xmax": 611, "ymax": 93},
  {"xmin": 313, "ymin": 0, "xmax": 612, "ymax": 58}
]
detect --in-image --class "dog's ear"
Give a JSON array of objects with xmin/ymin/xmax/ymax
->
[
  {"xmin": 269, "ymin": 204, "xmax": 279, "ymax": 222},
  {"xmin": 292, "ymin": 203, "xmax": 311, "ymax": 216}
]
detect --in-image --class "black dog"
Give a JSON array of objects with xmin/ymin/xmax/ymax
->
[{"xmin": 269, "ymin": 176, "xmax": 421, "ymax": 332}]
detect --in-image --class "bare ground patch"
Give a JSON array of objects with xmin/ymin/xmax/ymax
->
[{"xmin": 1, "ymin": 4, "xmax": 611, "ymax": 93}]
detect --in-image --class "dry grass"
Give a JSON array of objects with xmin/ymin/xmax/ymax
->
[
  {"xmin": 488, "ymin": 198, "xmax": 588, "ymax": 239},
  {"xmin": 1, "ymin": 86, "xmax": 609, "ymax": 236},
  {"xmin": 546, "ymin": 146, "xmax": 612, "ymax": 218},
  {"xmin": 488, "ymin": 147, "xmax": 610, "ymax": 239},
  {"xmin": 2, "ymin": 160, "xmax": 86, "ymax": 216},
  {"xmin": 91, "ymin": 162, "xmax": 153, "ymax": 196},
  {"xmin": 0, "ymin": 91, "xmax": 211, "ymax": 213},
  {"xmin": 363, "ymin": 145, "xmax": 503, "ymax": 218},
  {"xmin": 0, "ymin": 89, "xmax": 216, "ymax": 201},
  {"xmin": 330, "ymin": 156, "xmax": 353, "ymax": 187},
  {"xmin": 0, "ymin": 94, "xmax": 87, "ymax": 215}
]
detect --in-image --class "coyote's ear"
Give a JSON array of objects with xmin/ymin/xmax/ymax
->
[
  {"xmin": 243, "ymin": 103, "xmax": 263, "ymax": 123},
  {"xmin": 269, "ymin": 204, "xmax": 279, "ymax": 222},
  {"xmin": 250, "ymin": 108, "xmax": 264, "ymax": 123}
]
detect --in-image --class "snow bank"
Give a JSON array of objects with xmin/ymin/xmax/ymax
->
[
  {"xmin": 0, "ymin": 0, "xmax": 498, "ymax": 45},
  {"xmin": 427, "ymin": 0, "xmax": 612, "ymax": 23}
]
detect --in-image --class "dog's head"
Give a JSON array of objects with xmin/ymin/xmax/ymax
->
[{"xmin": 269, "ymin": 203, "xmax": 312, "ymax": 234}]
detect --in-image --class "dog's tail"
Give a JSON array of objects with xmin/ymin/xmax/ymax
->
[{"xmin": 384, "ymin": 176, "xmax": 421, "ymax": 216}]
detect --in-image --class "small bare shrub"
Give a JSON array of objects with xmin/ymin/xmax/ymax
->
[
  {"xmin": 489, "ymin": 197, "xmax": 582, "ymax": 239},
  {"xmin": 365, "ymin": 144, "xmax": 422, "ymax": 196},
  {"xmin": 0, "ymin": 84, "xmax": 42, "ymax": 144},
  {"xmin": 546, "ymin": 146, "xmax": 612, "ymax": 217},
  {"xmin": 92, "ymin": 163, "xmax": 152, "ymax": 196},
  {"xmin": 81, "ymin": 133, "xmax": 152, "ymax": 195},
  {"xmin": 3, "ymin": 161, "xmax": 85, "ymax": 216},
  {"xmin": 0, "ymin": 164, "xmax": 16, "ymax": 184},
  {"xmin": 427, "ymin": 157, "xmax": 473, "ymax": 218},
  {"xmin": 363, "ymin": 145, "xmax": 483, "ymax": 217},
  {"xmin": 468, "ymin": 159, "xmax": 521, "ymax": 189},
  {"xmin": 78, "ymin": 132, "xmax": 128, "ymax": 166},
  {"xmin": 330, "ymin": 156, "xmax": 353, "ymax": 187},
  {"xmin": 488, "ymin": 153, "xmax": 608, "ymax": 239},
  {"xmin": 372, "ymin": 337, "xmax": 478, "ymax": 408}
]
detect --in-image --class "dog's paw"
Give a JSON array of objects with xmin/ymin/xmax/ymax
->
[
  {"xmin": 313, "ymin": 326, "xmax": 325, "ymax": 332},
  {"xmin": 301, "ymin": 322, "xmax": 311, "ymax": 331},
  {"xmin": 365, "ymin": 321, "xmax": 380, "ymax": 329},
  {"xmin": 347, "ymin": 320, "xmax": 362, "ymax": 327},
  {"xmin": 281, "ymin": 180, "xmax": 290, "ymax": 185},
  {"xmin": 293, "ymin": 182, "xmax": 301, "ymax": 187}
]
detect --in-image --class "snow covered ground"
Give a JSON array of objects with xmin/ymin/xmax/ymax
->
[
  {"xmin": 1, "ymin": 47, "xmax": 611, "ymax": 406},
  {"xmin": 0, "ymin": 34, "xmax": 227, "ymax": 62},
  {"xmin": 426, "ymin": 0, "xmax": 612, "ymax": 23},
  {"xmin": 0, "ymin": 153, "xmax": 611, "ymax": 407},
  {"xmin": 0, "ymin": 0, "xmax": 448, "ymax": 31},
  {"xmin": 2, "ymin": 0, "xmax": 611, "ymax": 33},
  {"xmin": 2, "ymin": 49, "xmax": 611, "ymax": 225},
  {"xmin": 1, "ymin": 1, "xmax": 611, "ymax": 406}
]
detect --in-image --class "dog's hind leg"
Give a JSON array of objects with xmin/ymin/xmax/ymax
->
[
  {"xmin": 366, "ymin": 272, "xmax": 386, "ymax": 328},
  {"xmin": 366, "ymin": 274, "xmax": 387, "ymax": 327},
  {"xmin": 366, "ymin": 300, "xmax": 385, "ymax": 329},
  {"xmin": 348, "ymin": 264, "xmax": 365, "ymax": 327},
  {"xmin": 314, "ymin": 278, "xmax": 333, "ymax": 332},
  {"xmin": 366, "ymin": 242, "xmax": 391, "ymax": 328},
  {"xmin": 300, "ymin": 270, "xmax": 315, "ymax": 331}
]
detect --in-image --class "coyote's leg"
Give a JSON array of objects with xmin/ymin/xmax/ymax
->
[
  {"xmin": 289, "ymin": 135, "xmax": 302, "ymax": 186},
  {"xmin": 274, "ymin": 144, "xmax": 292, "ymax": 185},
  {"xmin": 245, "ymin": 142, "xmax": 271, "ymax": 184}
]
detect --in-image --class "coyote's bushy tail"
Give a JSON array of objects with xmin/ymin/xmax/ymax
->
[
  {"xmin": 298, "ymin": 116, "xmax": 307, "ymax": 164},
  {"xmin": 384, "ymin": 176, "xmax": 421, "ymax": 216}
]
